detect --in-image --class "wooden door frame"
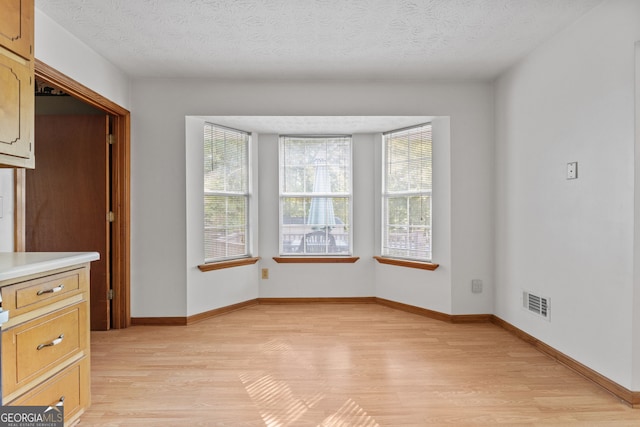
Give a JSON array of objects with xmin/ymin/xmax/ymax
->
[{"xmin": 15, "ymin": 59, "xmax": 131, "ymax": 328}]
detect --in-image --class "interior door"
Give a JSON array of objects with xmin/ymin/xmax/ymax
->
[{"xmin": 26, "ymin": 114, "xmax": 110, "ymax": 330}]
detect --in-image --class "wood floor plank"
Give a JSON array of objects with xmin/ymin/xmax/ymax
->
[{"xmin": 78, "ymin": 304, "xmax": 640, "ymax": 425}]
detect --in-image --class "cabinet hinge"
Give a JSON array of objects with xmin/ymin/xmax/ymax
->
[
  {"xmin": 108, "ymin": 134, "xmax": 114, "ymax": 145},
  {"xmin": 108, "ymin": 289, "xmax": 114, "ymax": 300},
  {"xmin": 108, "ymin": 211, "xmax": 115, "ymax": 222}
]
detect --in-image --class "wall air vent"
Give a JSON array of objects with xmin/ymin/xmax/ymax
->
[{"xmin": 523, "ymin": 291, "xmax": 550, "ymax": 320}]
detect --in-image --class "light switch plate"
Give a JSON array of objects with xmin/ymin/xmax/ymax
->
[{"xmin": 567, "ymin": 162, "xmax": 578, "ymax": 180}]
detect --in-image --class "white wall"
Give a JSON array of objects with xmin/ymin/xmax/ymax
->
[
  {"xmin": 0, "ymin": 170, "xmax": 14, "ymax": 251},
  {"xmin": 35, "ymin": 8, "xmax": 131, "ymax": 109},
  {"xmin": 131, "ymin": 79, "xmax": 494, "ymax": 318},
  {"xmin": 633, "ymin": 41, "xmax": 640, "ymax": 392},
  {"xmin": 494, "ymin": 0, "xmax": 640, "ymax": 390}
]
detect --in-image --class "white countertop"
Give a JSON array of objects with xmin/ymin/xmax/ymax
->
[{"xmin": 0, "ymin": 252, "xmax": 100, "ymax": 282}]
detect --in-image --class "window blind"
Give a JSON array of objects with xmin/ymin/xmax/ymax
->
[
  {"xmin": 279, "ymin": 135, "xmax": 352, "ymax": 255},
  {"xmin": 382, "ymin": 123, "xmax": 433, "ymax": 261},
  {"xmin": 203, "ymin": 123, "xmax": 250, "ymax": 262}
]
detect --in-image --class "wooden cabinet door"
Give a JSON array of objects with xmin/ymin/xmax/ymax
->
[
  {"xmin": 0, "ymin": 53, "xmax": 33, "ymax": 167},
  {"xmin": 0, "ymin": 0, "xmax": 34, "ymax": 60}
]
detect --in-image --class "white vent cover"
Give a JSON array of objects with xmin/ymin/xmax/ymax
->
[{"xmin": 523, "ymin": 291, "xmax": 550, "ymax": 320}]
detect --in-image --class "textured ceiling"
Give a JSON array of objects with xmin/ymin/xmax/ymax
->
[{"xmin": 35, "ymin": 0, "xmax": 603, "ymax": 81}]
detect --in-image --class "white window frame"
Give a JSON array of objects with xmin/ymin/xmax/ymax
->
[
  {"xmin": 381, "ymin": 123, "xmax": 433, "ymax": 262},
  {"xmin": 279, "ymin": 135, "xmax": 353, "ymax": 256},
  {"xmin": 203, "ymin": 122, "xmax": 251, "ymax": 263}
]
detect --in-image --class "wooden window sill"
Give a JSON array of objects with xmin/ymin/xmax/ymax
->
[
  {"xmin": 198, "ymin": 257, "xmax": 261, "ymax": 272},
  {"xmin": 273, "ymin": 257, "xmax": 360, "ymax": 264},
  {"xmin": 373, "ymin": 256, "xmax": 439, "ymax": 270}
]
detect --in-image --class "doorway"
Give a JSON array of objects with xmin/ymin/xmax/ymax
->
[
  {"xmin": 14, "ymin": 60, "xmax": 130, "ymax": 329},
  {"xmin": 28, "ymin": 104, "xmax": 111, "ymax": 330}
]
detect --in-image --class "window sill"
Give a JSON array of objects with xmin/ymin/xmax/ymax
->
[
  {"xmin": 273, "ymin": 256, "xmax": 360, "ymax": 264},
  {"xmin": 198, "ymin": 257, "xmax": 261, "ymax": 272},
  {"xmin": 373, "ymin": 256, "xmax": 439, "ymax": 271}
]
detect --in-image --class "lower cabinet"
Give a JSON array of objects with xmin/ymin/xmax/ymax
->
[{"xmin": 1, "ymin": 263, "xmax": 91, "ymax": 426}]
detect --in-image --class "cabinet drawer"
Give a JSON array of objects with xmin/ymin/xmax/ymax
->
[
  {"xmin": 16, "ymin": 273, "xmax": 80, "ymax": 309},
  {"xmin": 3, "ymin": 303, "xmax": 88, "ymax": 397},
  {"xmin": 10, "ymin": 359, "xmax": 88, "ymax": 424},
  {"xmin": 1, "ymin": 268, "xmax": 86, "ymax": 319}
]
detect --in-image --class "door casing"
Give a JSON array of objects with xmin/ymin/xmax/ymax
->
[{"xmin": 14, "ymin": 59, "xmax": 131, "ymax": 329}]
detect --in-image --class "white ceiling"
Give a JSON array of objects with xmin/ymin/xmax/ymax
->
[
  {"xmin": 36, "ymin": 0, "xmax": 603, "ymax": 134},
  {"xmin": 199, "ymin": 115, "xmax": 433, "ymax": 134},
  {"xmin": 35, "ymin": 0, "xmax": 603, "ymax": 81}
]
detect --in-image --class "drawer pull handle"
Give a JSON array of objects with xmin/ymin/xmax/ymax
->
[
  {"xmin": 50, "ymin": 396, "xmax": 64, "ymax": 407},
  {"xmin": 37, "ymin": 334, "xmax": 64, "ymax": 350},
  {"xmin": 37, "ymin": 284, "xmax": 65, "ymax": 296}
]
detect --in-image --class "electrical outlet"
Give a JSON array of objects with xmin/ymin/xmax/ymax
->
[
  {"xmin": 261, "ymin": 268, "xmax": 269, "ymax": 279},
  {"xmin": 471, "ymin": 279, "xmax": 483, "ymax": 293},
  {"xmin": 567, "ymin": 162, "xmax": 578, "ymax": 180}
]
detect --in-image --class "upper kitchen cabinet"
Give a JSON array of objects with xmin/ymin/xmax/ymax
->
[
  {"xmin": 0, "ymin": 0, "xmax": 33, "ymax": 60},
  {"xmin": 0, "ymin": 0, "xmax": 34, "ymax": 169}
]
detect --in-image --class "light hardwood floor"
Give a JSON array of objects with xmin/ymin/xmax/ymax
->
[{"xmin": 78, "ymin": 303, "xmax": 640, "ymax": 426}]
